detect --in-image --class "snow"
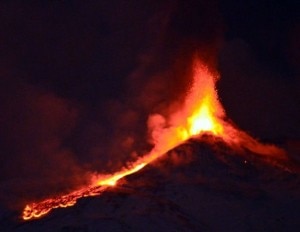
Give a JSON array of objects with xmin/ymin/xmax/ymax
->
[{"xmin": 1, "ymin": 139, "xmax": 299, "ymax": 231}]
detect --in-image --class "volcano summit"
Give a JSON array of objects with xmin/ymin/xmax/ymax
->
[{"xmin": 2, "ymin": 135, "xmax": 300, "ymax": 231}]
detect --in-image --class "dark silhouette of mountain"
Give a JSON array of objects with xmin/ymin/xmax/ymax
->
[{"xmin": 1, "ymin": 137, "xmax": 299, "ymax": 231}]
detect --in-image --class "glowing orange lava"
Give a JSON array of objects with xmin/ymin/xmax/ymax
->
[{"xmin": 22, "ymin": 57, "xmax": 286, "ymax": 221}]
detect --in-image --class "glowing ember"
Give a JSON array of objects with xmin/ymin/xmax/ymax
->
[{"xmin": 22, "ymin": 57, "xmax": 287, "ymax": 221}]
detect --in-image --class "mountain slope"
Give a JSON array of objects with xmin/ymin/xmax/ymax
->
[{"xmin": 1, "ymin": 137, "xmax": 300, "ymax": 231}]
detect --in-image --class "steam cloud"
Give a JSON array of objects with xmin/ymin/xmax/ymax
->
[{"xmin": 0, "ymin": 0, "xmax": 298, "ymax": 211}]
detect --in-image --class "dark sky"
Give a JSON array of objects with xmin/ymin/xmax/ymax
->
[
  {"xmin": 0, "ymin": 0, "xmax": 299, "ymax": 208},
  {"xmin": 218, "ymin": 0, "xmax": 299, "ymax": 140}
]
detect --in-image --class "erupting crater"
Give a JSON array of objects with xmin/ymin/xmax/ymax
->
[{"xmin": 22, "ymin": 57, "xmax": 288, "ymax": 221}]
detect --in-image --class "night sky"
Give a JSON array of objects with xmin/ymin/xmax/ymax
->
[{"xmin": 0, "ymin": 0, "xmax": 299, "ymax": 209}]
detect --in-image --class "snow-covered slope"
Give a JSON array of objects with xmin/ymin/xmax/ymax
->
[{"xmin": 1, "ymin": 137, "xmax": 300, "ymax": 231}]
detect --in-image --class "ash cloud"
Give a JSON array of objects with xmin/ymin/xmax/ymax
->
[
  {"xmin": 0, "ymin": 0, "xmax": 224, "ymax": 209},
  {"xmin": 1, "ymin": 0, "xmax": 298, "ymax": 212},
  {"xmin": 128, "ymin": 0, "xmax": 224, "ymax": 114},
  {"xmin": 78, "ymin": 0, "xmax": 224, "ymax": 170}
]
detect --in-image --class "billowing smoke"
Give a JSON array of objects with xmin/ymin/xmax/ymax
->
[
  {"xmin": 0, "ymin": 76, "xmax": 89, "ymax": 209},
  {"xmin": 0, "ymin": 0, "xmax": 224, "ymax": 210},
  {"xmin": 1, "ymin": 0, "xmax": 297, "ymax": 214}
]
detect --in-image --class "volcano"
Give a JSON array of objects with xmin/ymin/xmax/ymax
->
[
  {"xmin": 1, "ymin": 57, "xmax": 299, "ymax": 231},
  {"xmin": 1, "ymin": 136, "xmax": 300, "ymax": 231}
]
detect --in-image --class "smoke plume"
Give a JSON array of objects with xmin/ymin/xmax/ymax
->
[{"xmin": 0, "ymin": 0, "xmax": 225, "ymax": 209}]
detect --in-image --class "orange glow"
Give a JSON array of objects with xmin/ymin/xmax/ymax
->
[
  {"xmin": 188, "ymin": 99, "xmax": 222, "ymax": 135},
  {"xmin": 174, "ymin": 61, "xmax": 225, "ymax": 139},
  {"xmin": 96, "ymin": 163, "xmax": 147, "ymax": 186},
  {"xmin": 22, "ymin": 56, "xmax": 287, "ymax": 221}
]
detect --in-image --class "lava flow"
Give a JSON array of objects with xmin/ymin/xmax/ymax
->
[{"xmin": 22, "ymin": 57, "xmax": 287, "ymax": 221}]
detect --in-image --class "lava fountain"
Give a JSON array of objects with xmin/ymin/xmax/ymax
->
[{"xmin": 22, "ymin": 56, "xmax": 287, "ymax": 221}]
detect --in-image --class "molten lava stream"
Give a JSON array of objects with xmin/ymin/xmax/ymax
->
[{"xmin": 22, "ymin": 57, "xmax": 287, "ymax": 221}]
